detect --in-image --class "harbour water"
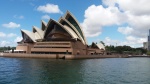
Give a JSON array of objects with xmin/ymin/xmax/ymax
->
[{"xmin": 0, "ymin": 57, "xmax": 150, "ymax": 84}]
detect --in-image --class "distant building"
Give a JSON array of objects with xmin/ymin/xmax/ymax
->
[
  {"xmin": 148, "ymin": 29, "xmax": 150, "ymax": 51},
  {"xmin": 143, "ymin": 42, "xmax": 148, "ymax": 50},
  {"xmin": 143, "ymin": 29, "xmax": 150, "ymax": 51}
]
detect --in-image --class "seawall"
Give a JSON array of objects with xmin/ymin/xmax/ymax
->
[
  {"xmin": 65, "ymin": 55, "xmax": 127, "ymax": 59},
  {"xmin": 0, "ymin": 53, "xmax": 128, "ymax": 59}
]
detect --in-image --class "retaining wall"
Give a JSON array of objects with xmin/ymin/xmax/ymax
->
[{"xmin": 0, "ymin": 53, "xmax": 127, "ymax": 59}]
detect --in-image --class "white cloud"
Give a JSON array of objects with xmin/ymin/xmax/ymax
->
[
  {"xmin": 102, "ymin": 0, "xmax": 117, "ymax": 7},
  {"xmin": 14, "ymin": 36, "xmax": 22, "ymax": 42},
  {"xmin": 117, "ymin": 0, "xmax": 150, "ymax": 15},
  {"xmin": 14, "ymin": 15, "xmax": 24, "ymax": 19},
  {"xmin": 41, "ymin": 14, "xmax": 50, "ymax": 20},
  {"xmin": 0, "ymin": 32, "xmax": 6, "ymax": 37},
  {"xmin": 2, "ymin": 22, "xmax": 20, "ymax": 28},
  {"xmin": 104, "ymin": 37, "xmax": 119, "ymax": 46},
  {"xmin": 7, "ymin": 33, "xmax": 17, "ymax": 37},
  {"xmin": 81, "ymin": 5, "xmax": 126, "ymax": 37},
  {"xmin": 126, "ymin": 36, "xmax": 136, "ymax": 42},
  {"xmin": 118, "ymin": 26, "xmax": 133, "ymax": 35},
  {"xmin": 37, "ymin": 3, "xmax": 63, "ymax": 14},
  {"xmin": 0, "ymin": 36, "xmax": 22, "ymax": 47},
  {"xmin": 0, "ymin": 32, "xmax": 17, "ymax": 38},
  {"xmin": 82, "ymin": 0, "xmax": 150, "ymax": 47},
  {"xmin": 126, "ymin": 36, "xmax": 146, "ymax": 44},
  {"xmin": 103, "ymin": 0, "xmax": 150, "ymax": 15},
  {"xmin": 103, "ymin": 36, "xmax": 146, "ymax": 48},
  {"xmin": 0, "ymin": 41, "xmax": 10, "ymax": 47}
]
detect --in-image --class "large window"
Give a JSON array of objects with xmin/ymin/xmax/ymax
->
[{"xmin": 67, "ymin": 16, "xmax": 84, "ymax": 40}]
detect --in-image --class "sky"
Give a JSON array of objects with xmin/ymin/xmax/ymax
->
[{"xmin": 0, "ymin": 0, "xmax": 150, "ymax": 48}]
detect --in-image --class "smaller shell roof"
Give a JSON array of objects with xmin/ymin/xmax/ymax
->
[
  {"xmin": 63, "ymin": 25, "xmax": 79, "ymax": 39},
  {"xmin": 44, "ymin": 19, "xmax": 79, "ymax": 39},
  {"xmin": 21, "ymin": 29, "xmax": 36, "ymax": 42},
  {"xmin": 59, "ymin": 17, "xmax": 86, "ymax": 45},
  {"xmin": 64, "ymin": 11, "xmax": 87, "ymax": 44},
  {"xmin": 33, "ymin": 26, "xmax": 44, "ymax": 39},
  {"xmin": 96, "ymin": 43, "xmax": 105, "ymax": 50},
  {"xmin": 41, "ymin": 20, "xmax": 47, "ymax": 31}
]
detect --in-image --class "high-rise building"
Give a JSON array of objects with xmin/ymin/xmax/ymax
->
[
  {"xmin": 144, "ymin": 29, "xmax": 150, "ymax": 51},
  {"xmin": 148, "ymin": 29, "xmax": 150, "ymax": 51}
]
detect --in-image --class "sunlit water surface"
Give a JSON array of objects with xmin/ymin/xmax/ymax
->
[{"xmin": 0, "ymin": 57, "xmax": 150, "ymax": 84}]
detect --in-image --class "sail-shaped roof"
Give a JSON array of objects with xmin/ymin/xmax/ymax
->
[
  {"xmin": 21, "ymin": 29, "xmax": 36, "ymax": 42},
  {"xmin": 44, "ymin": 19, "xmax": 80, "ymax": 40},
  {"xmin": 19, "ymin": 11, "xmax": 88, "ymax": 45},
  {"xmin": 41, "ymin": 20, "xmax": 47, "ymax": 31},
  {"xmin": 64, "ymin": 11, "xmax": 87, "ymax": 44},
  {"xmin": 96, "ymin": 43, "xmax": 105, "ymax": 50},
  {"xmin": 90, "ymin": 42, "xmax": 105, "ymax": 50},
  {"xmin": 33, "ymin": 26, "xmax": 44, "ymax": 39},
  {"xmin": 59, "ymin": 17, "xmax": 86, "ymax": 44}
]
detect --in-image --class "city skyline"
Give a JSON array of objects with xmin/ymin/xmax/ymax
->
[{"xmin": 0, "ymin": 0, "xmax": 150, "ymax": 47}]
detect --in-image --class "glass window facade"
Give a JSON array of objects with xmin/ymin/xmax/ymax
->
[{"xmin": 67, "ymin": 16, "xmax": 84, "ymax": 40}]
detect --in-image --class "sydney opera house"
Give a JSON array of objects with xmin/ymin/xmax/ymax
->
[{"xmin": 16, "ymin": 11, "xmax": 105, "ymax": 56}]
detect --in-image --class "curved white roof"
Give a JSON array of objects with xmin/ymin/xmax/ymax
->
[
  {"xmin": 33, "ymin": 26, "xmax": 44, "ymax": 39},
  {"xmin": 20, "ymin": 11, "xmax": 88, "ymax": 45},
  {"xmin": 59, "ymin": 17, "xmax": 86, "ymax": 45},
  {"xmin": 41, "ymin": 20, "xmax": 47, "ymax": 31},
  {"xmin": 63, "ymin": 25, "xmax": 79, "ymax": 39},
  {"xmin": 96, "ymin": 43, "xmax": 105, "ymax": 50},
  {"xmin": 21, "ymin": 29, "xmax": 36, "ymax": 42},
  {"xmin": 64, "ymin": 11, "xmax": 87, "ymax": 44},
  {"xmin": 44, "ymin": 19, "xmax": 80, "ymax": 39},
  {"xmin": 34, "ymin": 32, "xmax": 41, "ymax": 39}
]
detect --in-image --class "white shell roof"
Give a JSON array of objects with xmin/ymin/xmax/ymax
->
[
  {"xmin": 42, "ymin": 20, "xmax": 47, "ymax": 26},
  {"xmin": 41, "ymin": 20, "xmax": 47, "ymax": 31},
  {"xmin": 63, "ymin": 25, "xmax": 79, "ymax": 39},
  {"xmin": 34, "ymin": 32, "xmax": 41, "ymax": 39},
  {"xmin": 21, "ymin": 29, "xmax": 36, "ymax": 42},
  {"xmin": 64, "ymin": 11, "xmax": 87, "ymax": 44},
  {"xmin": 96, "ymin": 43, "xmax": 105, "ymax": 50},
  {"xmin": 45, "ymin": 19, "xmax": 80, "ymax": 40},
  {"xmin": 20, "ymin": 11, "xmax": 88, "ymax": 45},
  {"xmin": 33, "ymin": 26, "xmax": 44, "ymax": 39},
  {"xmin": 59, "ymin": 17, "xmax": 86, "ymax": 44}
]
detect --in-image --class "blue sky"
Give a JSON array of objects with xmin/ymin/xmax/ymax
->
[{"xmin": 0, "ymin": 0, "xmax": 150, "ymax": 47}]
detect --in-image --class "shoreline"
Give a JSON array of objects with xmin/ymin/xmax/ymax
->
[{"xmin": 0, "ymin": 53, "xmax": 129, "ymax": 59}]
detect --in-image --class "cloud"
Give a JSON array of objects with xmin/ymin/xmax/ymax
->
[
  {"xmin": 0, "ymin": 35, "xmax": 22, "ymax": 47},
  {"xmin": 37, "ymin": 3, "xmax": 63, "ymax": 14},
  {"xmin": 0, "ymin": 41, "xmax": 10, "ymax": 47},
  {"xmin": 82, "ymin": 0, "xmax": 150, "ymax": 47},
  {"xmin": 14, "ymin": 36, "xmax": 22, "ymax": 42},
  {"xmin": 0, "ymin": 32, "xmax": 17, "ymax": 38},
  {"xmin": 81, "ymin": 5, "xmax": 126, "ymax": 37},
  {"xmin": 103, "ymin": 36, "xmax": 146, "ymax": 48},
  {"xmin": 117, "ymin": 0, "xmax": 150, "ymax": 15},
  {"xmin": 102, "ymin": 0, "xmax": 150, "ymax": 38},
  {"xmin": 0, "ymin": 32, "xmax": 6, "ymax": 37},
  {"xmin": 118, "ymin": 26, "xmax": 133, "ymax": 35},
  {"xmin": 104, "ymin": 37, "xmax": 119, "ymax": 46},
  {"xmin": 7, "ymin": 33, "xmax": 17, "ymax": 37},
  {"xmin": 41, "ymin": 14, "xmax": 50, "ymax": 20},
  {"xmin": 103, "ymin": 0, "xmax": 150, "ymax": 15},
  {"xmin": 2, "ymin": 22, "xmax": 20, "ymax": 28},
  {"xmin": 125, "ymin": 36, "xmax": 146, "ymax": 46},
  {"xmin": 14, "ymin": 15, "xmax": 24, "ymax": 19}
]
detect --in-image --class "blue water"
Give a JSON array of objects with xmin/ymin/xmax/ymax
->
[{"xmin": 0, "ymin": 57, "xmax": 150, "ymax": 84}]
